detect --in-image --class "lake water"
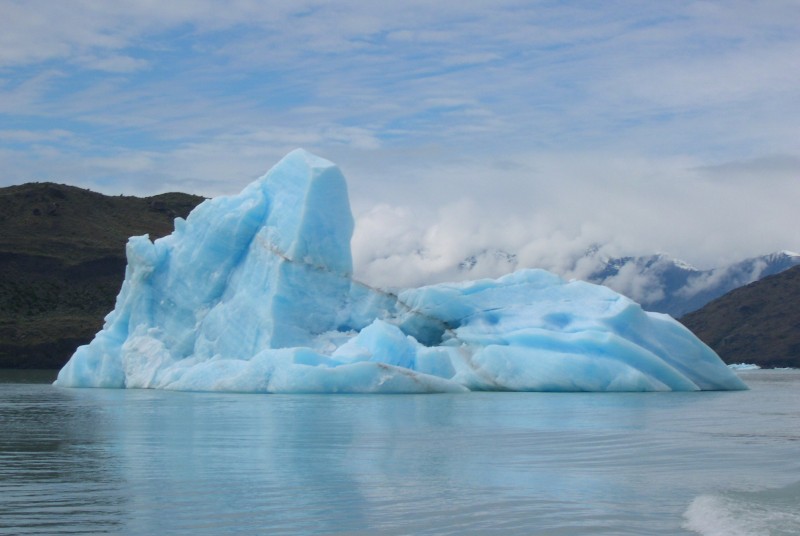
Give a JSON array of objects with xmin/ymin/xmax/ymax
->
[{"xmin": 1, "ymin": 369, "xmax": 799, "ymax": 535}]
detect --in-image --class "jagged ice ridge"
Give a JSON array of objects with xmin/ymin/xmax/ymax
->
[{"xmin": 55, "ymin": 150, "xmax": 746, "ymax": 393}]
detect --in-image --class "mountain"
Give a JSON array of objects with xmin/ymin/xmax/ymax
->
[
  {"xmin": 0, "ymin": 182, "xmax": 205, "ymax": 368},
  {"xmin": 458, "ymin": 249, "xmax": 800, "ymax": 318},
  {"xmin": 587, "ymin": 251, "xmax": 800, "ymax": 317},
  {"xmin": 679, "ymin": 265, "xmax": 800, "ymax": 368},
  {"xmin": 458, "ymin": 250, "xmax": 518, "ymax": 272}
]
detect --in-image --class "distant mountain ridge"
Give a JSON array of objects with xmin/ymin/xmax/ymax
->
[
  {"xmin": 458, "ymin": 249, "xmax": 800, "ymax": 318},
  {"xmin": 0, "ymin": 182, "xmax": 205, "ymax": 368},
  {"xmin": 679, "ymin": 264, "xmax": 800, "ymax": 368},
  {"xmin": 587, "ymin": 250, "xmax": 800, "ymax": 317}
]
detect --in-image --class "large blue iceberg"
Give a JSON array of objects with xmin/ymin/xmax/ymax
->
[{"xmin": 55, "ymin": 150, "xmax": 746, "ymax": 392}]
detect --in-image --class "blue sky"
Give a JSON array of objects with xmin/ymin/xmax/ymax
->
[{"xmin": 2, "ymin": 1, "xmax": 799, "ymax": 286}]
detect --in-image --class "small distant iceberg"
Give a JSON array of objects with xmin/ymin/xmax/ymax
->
[
  {"xmin": 727, "ymin": 363, "xmax": 762, "ymax": 371},
  {"xmin": 55, "ymin": 149, "xmax": 747, "ymax": 393}
]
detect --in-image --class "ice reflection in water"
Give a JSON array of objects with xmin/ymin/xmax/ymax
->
[
  {"xmin": 0, "ymin": 377, "xmax": 126, "ymax": 534},
  {"xmin": 1, "ymin": 370, "xmax": 799, "ymax": 535}
]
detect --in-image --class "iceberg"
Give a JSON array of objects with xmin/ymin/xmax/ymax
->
[{"xmin": 55, "ymin": 149, "xmax": 747, "ymax": 392}]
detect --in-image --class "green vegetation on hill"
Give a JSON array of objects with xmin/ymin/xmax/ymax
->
[
  {"xmin": 0, "ymin": 182, "xmax": 204, "ymax": 368},
  {"xmin": 680, "ymin": 265, "xmax": 800, "ymax": 369}
]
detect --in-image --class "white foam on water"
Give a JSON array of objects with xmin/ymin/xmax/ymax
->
[
  {"xmin": 683, "ymin": 495, "xmax": 760, "ymax": 536},
  {"xmin": 683, "ymin": 482, "xmax": 800, "ymax": 536}
]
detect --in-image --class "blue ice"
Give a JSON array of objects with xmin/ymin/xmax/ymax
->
[{"xmin": 55, "ymin": 149, "xmax": 747, "ymax": 392}]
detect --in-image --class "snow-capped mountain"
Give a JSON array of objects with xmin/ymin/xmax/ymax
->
[
  {"xmin": 587, "ymin": 250, "xmax": 800, "ymax": 317},
  {"xmin": 459, "ymin": 249, "xmax": 800, "ymax": 318},
  {"xmin": 458, "ymin": 250, "xmax": 518, "ymax": 272}
]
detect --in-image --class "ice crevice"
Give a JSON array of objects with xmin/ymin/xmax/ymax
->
[
  {"xmin": 259, "ymin": 225, "xmax": 458, "ymax": 349},
  {"xmin": 55, "ymin": 149, "xmax": 747, "ymax": 393}
]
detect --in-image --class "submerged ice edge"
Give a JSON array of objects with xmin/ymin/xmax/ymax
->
[{"xmin": 55, "ymin": 149, "xmax": 747, "ymax": 393}]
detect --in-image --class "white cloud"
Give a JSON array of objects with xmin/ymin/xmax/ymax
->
[
  {"xmin": 76, "ymin": 54, "xmax": 150, "ymax": 73},
  {"xmin": 696, "ymin": 155, "xmax": 800, "ymax": 183},
  {"xmin": 601, "ymin": 262, "xmax": 666, "ymax": 305},
  {"xmin": 0, "ymin": 129, "xmax": 73, "ymax": 142},
  {"xmin": 0, "ymin": 0, "xmax": 798, "ymax": 283}
]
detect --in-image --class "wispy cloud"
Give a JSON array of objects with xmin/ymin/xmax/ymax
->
[
  {"xmin": 1, "ymin": 1, "xmax": 799, "ymax": 284},
  {"xmin": 0, "ymin": 129, "xmax": 72, "ymax": 143}
]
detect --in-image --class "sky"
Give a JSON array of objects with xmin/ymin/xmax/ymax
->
[{"xmin": 2, "ymin": 0, "xmax": 799, "ymax": 288}]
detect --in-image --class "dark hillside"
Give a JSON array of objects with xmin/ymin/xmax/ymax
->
[
  {"xmin": 0, "ymin": 182, "xmax": 205, "ymax": 368},
  {"xmin": 680, "ymin": 265, "xmax": 800, "ymax": 368}
]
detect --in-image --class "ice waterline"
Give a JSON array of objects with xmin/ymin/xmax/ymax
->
[{"xmin": 55, "ymin": 149, "xmax": 746, "ymax": 393}]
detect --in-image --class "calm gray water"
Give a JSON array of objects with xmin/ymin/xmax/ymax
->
[{"xmin": 1, "ymin": 369, "xmax": 799, "ymax": 535}]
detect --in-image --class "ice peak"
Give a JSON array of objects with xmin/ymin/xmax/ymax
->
[
  {"xmin": 287, "ymin": 147, "xmax": 337, "ymax": 170},
  {"xmin": 259, "ymin": 148, "xmax": 353, "ymax": 274}
]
